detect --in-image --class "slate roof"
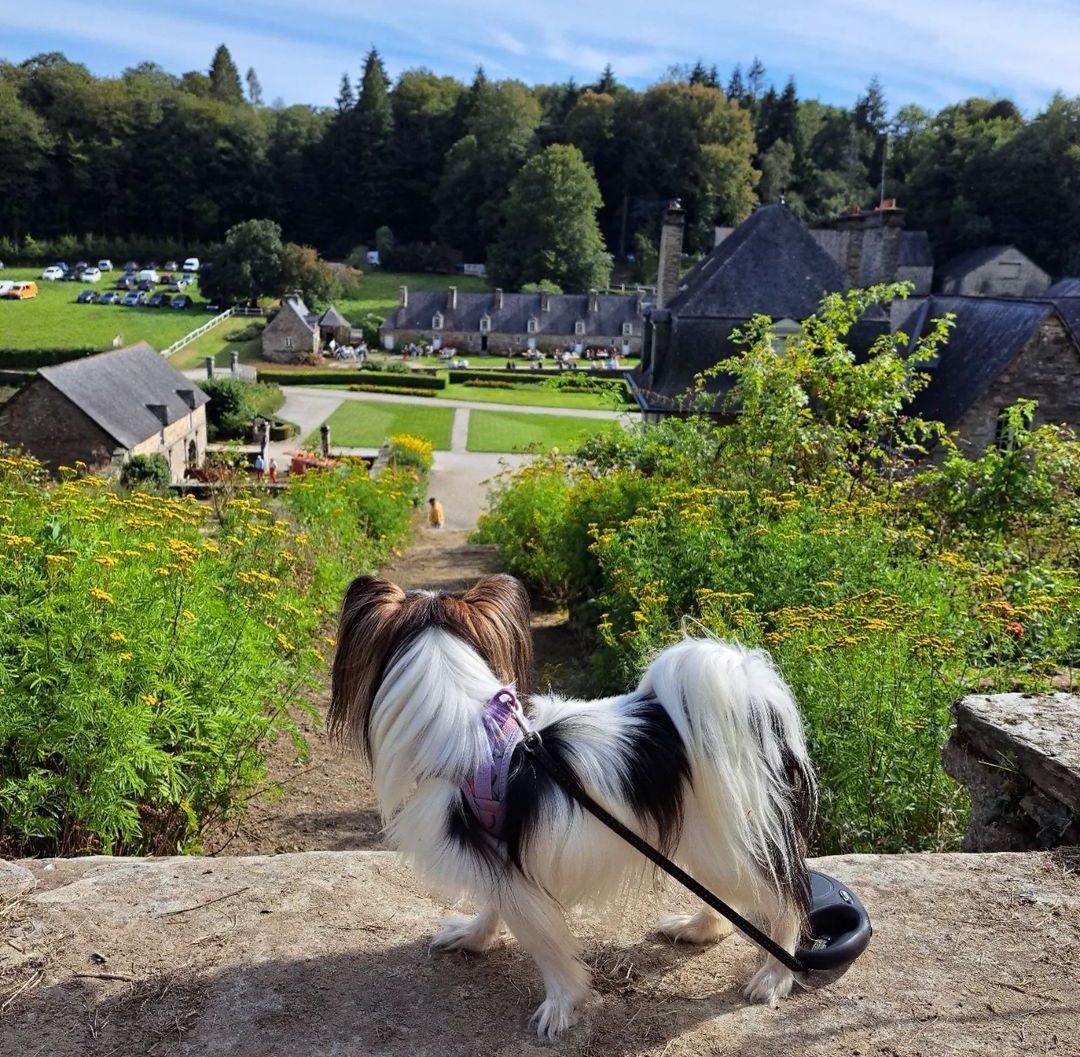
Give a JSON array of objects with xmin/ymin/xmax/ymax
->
[
  {"xmin": 383, "ymin": 290, "xmax": 643, "ymax": 337},
  {"xmin": 939, "ymin": 245, "xmax": 1026, "ymax": 278},
  {"xmin": 906, "ymin": 296, "xmax": 1055, "ymax": 426},
  {"xmin": 1052, "ymin": 296, "xmax": 1080, "ymax": 347},
  {"xmin": 898, "ymin": 231, "xmax": 933, "ymax": 268},
  {"xmin": 667, "ymin": 204, "xmax": 851, "ymax": 319},
  {"xmin": 318, "ymin": 304, "xmax": 350, "ymax": 329},
  {"xmin": 1046, "ymin": 278, "xmax": 1080, "ymax": 297},
  {"xmin": 38, "ymin": 343, "xmax": 209, "ymax": 449}
]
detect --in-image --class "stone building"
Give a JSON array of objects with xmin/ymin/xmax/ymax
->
[
  {"xmin": 634, "ymin": 202, "xmax": 888, "ymax": 417},
  {"xmin": 260, "ymin": 296, "xmax": 320, "ymax": 364},
  {"xmin": 0, "ymin": 343, "xmax": 209, "ymax": 482},
  {"xmin": 905, "ymin": 295, "xmax": 1080, "ymax": 451},
  {"xmin": 938, "ymin": 246, "xmax": 1050, "ymax": 298},
  {"xmin": 380, "ymin": 286, "xmax": 645, "ymax": 356}
]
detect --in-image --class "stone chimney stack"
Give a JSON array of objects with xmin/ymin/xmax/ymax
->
[
  {"xmin": 656, "ymin": 199, "xmax": 685, "ymax": 309},
  {"xmin": 399, "ymin": 285, "xmax": 408, "ymax": 309},
  {"xmin": 447, "ymin": 286, "xmax": 458, "ymax": 310},
  {"xmin": 588, "ymin": 289, "xmax": 599, "ymax": 313},
  {"xmin": 540, "ymin": 291, "xmax": 551, "ymax": 312},
  {"xmin": 494, "ymin": 288, "xmax": 504, "ymax": 310}
]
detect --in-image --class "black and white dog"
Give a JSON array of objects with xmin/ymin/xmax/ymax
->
[{"xmin": 331, "ymin": 574, "xmax": 816, "ymax": 1038}]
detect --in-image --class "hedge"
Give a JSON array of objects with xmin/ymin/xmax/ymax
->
[
  {"xmin": 257, "ymin": 369, "xmax": 445, "ymax": 390},
  {"xmin": 349, "ymin": 384, "xmax": 437, "ymax": 398},
  {"xmin": 0, "ymin": 347, "xmax": 99, "ymax": 369},
  {"xmin": 448, "ymin": 368, "xmax": 629, "ymax": 384}
]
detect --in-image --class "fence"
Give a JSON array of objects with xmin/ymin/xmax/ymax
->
[{"xmin": 161, "ymin": 308, "xmax": 236, "ymax": 358}]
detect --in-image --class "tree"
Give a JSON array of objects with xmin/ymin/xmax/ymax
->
[
  {"xmin": 487, "ymin": 144, "xmax": 611, "ymax": 292},
  {"xmin": 245, "ymin": 67, "xmax": 263, "ymax": 106},
  {"xmin": 280, "ymin": 242, "xmax": 336, "ymax": 304},
  {"xmin": 208, "ymin": 44, "xmax": 244, "ymax": 104},
  {"xmin": 201, "ymin": 218, "xmax": 285, "ymax": 303},
  {"xmin": 746, "ymin": 57, "xmax": 766, "ymax": 100},
  {"xmin": 594, "ymin": 64, "xmax": 619, "ymax": 95},
  {"xmin": 758, "ymin": 138, "xmax": 795, "ymax": 203},
  {"xmin": 352, "ymin": 47, "xmax": 393, "ymax": 234},
  {"xmin": 726, "ymin": 64, "xmax": 745, "ymax": 103},
  {"xmin": 335, "ymin": 72, "xmax": 354, "ymax": 112}
]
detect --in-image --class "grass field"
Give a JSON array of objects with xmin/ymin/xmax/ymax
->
[
  {"xmin": 334, "ymin": 270, "xmax": 489, "ymax": 320},
  {"xmin": 313, "ymin": 400, "xmax": 456, "ymax": 450},
  {"xmin": 168, "ymin": 321, "xmax": 262, "ymax": 370},
  {"xmin": 0, "ymin": 269, "xmax": 216, "ymax": 353},
  {"xmin": 466, "ymin": 410, "xmax": 622, "ymax": 452}
]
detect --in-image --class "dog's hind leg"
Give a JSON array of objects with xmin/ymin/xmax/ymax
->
[
  {"xmin": 655, "ymin": 906, "xmax": 734, "ymax": 945},
  {"xmin": 431, "ymin": 904, "xmax": 505, "ymax": 953},
  {"xmin": 499, "ymin": 884, "xmax": 593, "ymax": 1039}
]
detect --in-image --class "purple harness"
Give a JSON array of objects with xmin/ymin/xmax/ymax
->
[{"xmin": 462, "ymin": 688, "xmax": 524, "ymax": 837}]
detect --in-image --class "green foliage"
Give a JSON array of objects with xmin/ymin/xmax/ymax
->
[
  {"xmin": 258, "ymin": 369, "xmax": 444, "ymax": 389},
  {"xmin": 0, "ymin": 347, "xmax": 98, "ymax": 368},
  {"xmin": 202, "ymin": 378, "xmax": 284, "ymax": 439},
  {"xmin": 119, "ymin": 453, "xmax": 170, "ymax": 493},
  {"xmin": 476, "ymin": 289, "xmax": 1080, "ymax": 854},
  {"xmin": 349, "ymin": 384, "xmax": 436, "ymax": 398},
  {"xmin": 0, "ymin": 450, "xmax": 418, "ymax": 855},
  {"xmin": 520, "ymin": 280, "xmax": 563, "ymax": 294}
]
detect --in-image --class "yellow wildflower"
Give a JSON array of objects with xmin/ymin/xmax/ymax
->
[
  {"xmin": 109, "ymin": 631, "xmax": 127, "ymax": 643},
  {"xmin": 89, "ymin": 587, "xmax": 114, "ymax": 604}
]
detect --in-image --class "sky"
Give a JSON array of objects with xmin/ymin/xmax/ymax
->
[{"xmin": 6, "ymin": 0, "xmax": 1080, "ymax": 114}]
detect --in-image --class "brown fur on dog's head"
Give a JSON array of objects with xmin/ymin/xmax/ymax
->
[{"xmin": 329, "ymin": 574, "xmax": 533, "ymax": 760}]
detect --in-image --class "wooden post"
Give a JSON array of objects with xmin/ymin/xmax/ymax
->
[
  {"xmin": 320, "ymin": 424, "xmax": 330, "ymax": 457},
  {"xmin": 204, "ymin": 356, "xmax": 214, "ymax": 380}
]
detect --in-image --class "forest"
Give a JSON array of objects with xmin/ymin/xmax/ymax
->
[{"xmin": 3, "ymin": 44, "xmax": 1080, "ymax": 278}]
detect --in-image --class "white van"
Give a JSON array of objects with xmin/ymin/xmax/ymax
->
[
  {"xmin": 138, "ymin": 269, "xmax": 159, "ymax": 284},
  {"xmin": 182, "ymin": 257, "xmax": 200, "ymax": 272}
]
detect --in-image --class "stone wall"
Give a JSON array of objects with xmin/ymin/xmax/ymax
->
[
  {"xmin": 955, "ymin": 313, "xmax": 1080, "ymax": 451},
  {"xmin": 384, "ymin": 328, "xmax": 642, "ymax": 356},
  {"xmin": 262, "ymin": 313, "xmax": 319, "ymax": 364},
  {"xmin": 941, "ymin": 250, "xmax": 1050, "ymax": 297},
  {"xmin": 0, "ymin": 379, "xmax": 118, "ymax": 472},
  {"xmin": 129, "ymin": 405, "xmax": 207, "ymax": 483}
]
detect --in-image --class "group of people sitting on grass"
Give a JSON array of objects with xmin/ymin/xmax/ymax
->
[{"xmin": 326, "ymin": 338, "xmax": 368, "ymax": 363}]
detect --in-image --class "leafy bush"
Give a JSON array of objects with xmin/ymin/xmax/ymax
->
[
  {"xmin": 202, "ymin": 378, "xmax": 284, "ymax": 439},
  {"xmin": 349, "ymin": 384, "xmax": 436, "ymax": 398},
  {"xmin": 0, "ymin": 449, "xmax": 418, "ymax": 856},
  {"xmin": 475, "ymin": 286, "xmax": 1080, "ymax": 855},
  {"xmin": 0, "ymin": 348, "xmax": 98, "ymax": 368},
  {"xmin": 225, "ymin": 322, "xmax": 265, "ymax": 342},
  {"xmin": 258, "ymin": 369, "xmax": 444, "ymax": 389},
  {"xmin": 120, "ymin": 453, "xmax": 170, "ymax": 493}
]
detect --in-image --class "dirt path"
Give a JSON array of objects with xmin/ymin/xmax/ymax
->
[{"xmin": 203, "ymin": 528, "xmax": 590, "ymax": 856}]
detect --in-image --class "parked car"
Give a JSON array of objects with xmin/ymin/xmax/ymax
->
[
  {"xmin": 97, "ymin": 259, "xmax": 113, "ymax": 271},
  {"xmin": 99, "ymin": 290, "xmax": 121, "ymax": 305},
  {"xmin": 63, "ymin": 269, "xmax": 81, "ymax": 281},
  {"xmin": 123, "ymin": 260, "xmax": 138, "ymax": 272},
  {"xmin": 41, "ymin": 265, "xmax": 64, "ymax": 280},
  {"xmin": 74, "ymin": 261, "xmax": 89, "ymax": 272},
  {"xmin": 137, "ymin": 279, "xmax": 155, "ymax": 292},
  {"xmin": 138, "ymin": 269, "xmax": 159, "ymax": 284},
  {"xmin": 170, "ymin": 294, "xmax": 192, "ymax": 309},
  {"xmin": 80, "ymin": 266, "xmax": 102, "ymax": 283},
  {"xmin": 147, "ymin": 292, "xmax": 171, "ymax": 308},
  {"xmin": 115, "ymin": 276, "xmax": 137, "ymax": 290},
  {"xmin": 182, "ymin": 257, "xmax": 200, "ymax": 272},
  {"xmin": 163, "ymin": 260, "xmax": 179, "ymax": 271},
  {"xmin": 121, "ymin": 291, "xmax": 144, "ymax": 307},
  {"xmin": 5, "ymin": 281, "xmax": 38, "ymax": 299},
  {"xmin": 75, "ymin": 289, "xmax": 100, "ymax": 304}
]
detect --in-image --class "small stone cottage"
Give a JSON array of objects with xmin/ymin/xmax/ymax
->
[
  {"xmin": 0, "ymin": 343, "xmax": 209, "ymax": 482},
  {"xmin": 260, "ymin": 297, "xmax": 354, "ymax": 364}
]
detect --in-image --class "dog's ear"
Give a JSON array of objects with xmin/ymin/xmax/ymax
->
[
  {"xmin": 459, "ymin": 574, "xmax": 534, "ymax": 699},
  {"xmin": 330, "ymin": 575, "xmax": 407, "ymax": 754}
]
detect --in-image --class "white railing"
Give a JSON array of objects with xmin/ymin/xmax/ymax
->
[{"xmin": 161, "ymin": 307, "xmax": 237, "ymax": 358}]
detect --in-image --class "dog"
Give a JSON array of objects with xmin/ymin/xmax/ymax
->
[{"xmin": 330, "ymin": 574, "xmax": 816, "ymax": 1038}]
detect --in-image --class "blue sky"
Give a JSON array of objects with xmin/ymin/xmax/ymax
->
[{"xmin": 6, "ymin": 0, "xmax": 1079, "ymax": 113}]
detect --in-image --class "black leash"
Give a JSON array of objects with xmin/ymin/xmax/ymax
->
[{"xmin": 516, "ymin": 725, "xmax": 808, "ymax": 974}]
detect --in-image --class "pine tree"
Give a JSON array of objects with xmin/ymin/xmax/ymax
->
[
  {"xmin": 336, "ymin": 72, "xmax": 354, "ymax": 112},
  {"xmin": 747, "ymin": 57, "xmax": 766, "ymax": 100},
  {"xmin": 727, "ymin": 64, "xmax": 745, "ymax": 102},
  {"xmin": 208, "ymin": 44, "xmax": 244, "ymax": 104},
  {"xmin": 245, "ymin": 67, "xmax": 263, "ymax": 106},
  {"xmin": 595, "ymin": 64, "xmax": 618, "ymax": 94},
  {"xmin": 353, "ymin": 47, "xmax": 393, "ymax": 235}
]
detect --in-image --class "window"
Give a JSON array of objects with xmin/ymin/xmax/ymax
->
[
  {"xmin": 527, "ymin": 317, "xmax": 538, "ymax": 334},
  {"xmin": 574, "ymin": 320, "xmax": 585, "ymax": 336},
  {"xmin": 479, "ymin": 315, "xmax": 491, "ymax": 334},
  {"xmin": 998, "ymin": 260, "xmax": 1022, "ymax": 279},
  {"xmin": 284, "ymin": 335, "xmax": 295, "ymax": 350},
  {"xmin": 432, "ymin": 312, "xmax": 443, "ymax": 330},
  {"xmin": 622, "ymin": 322, "xmax": 633, "ymax": 337}
]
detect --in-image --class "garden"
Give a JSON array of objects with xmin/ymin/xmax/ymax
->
[
  {"xmin": 0, "ymin": 436, "xmax": 430, "ymax": 856},
  {"xmin": 475, "ymin": 287, "xmax": 1080, "ymax": 855}
]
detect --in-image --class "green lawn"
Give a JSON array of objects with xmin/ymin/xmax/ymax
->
[
  {"xmin": 168, "ymin": 320, "xmax": 263, "ymax": 370},
  {"xmin": 438, "ymin": 382, "xmax": 629, "ymax": 410},
  {"xmin": 334, "ymin": 270, "xmax": 489, "ymax": 320},
  {"xmin": 0, "ymin": 269, "xmax": 217, "ymax": 355},
  {"xmin": 313, "ymin": 400, "xmax": 455, "ymax": 450},
  {"xmin": 466, "ymin": 410, "xmax": 623, "ymax": 453}
]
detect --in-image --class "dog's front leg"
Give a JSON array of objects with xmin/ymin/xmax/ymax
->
[
  {"xmin": 431, "ymin": 904, "xmax": 505, "ymax": 953},
  {"xmin": 499, "ymin": 885, "xmax": 593, "ymax": 1039}
]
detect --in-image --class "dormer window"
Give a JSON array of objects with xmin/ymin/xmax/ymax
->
[
  {"xmin": 479, "ymin": 315, "xmax": 491, "ymax": 334},
  {"xmin": 574, "ymin": 320, "xmax": 585, "ymax": 336},
  {"xmin": 432, "ymin": 312, "xmax": 443, "ymax": 330},
  {"xmin": 527, "ymin": 317, "xmax": 538, "ymax": 334},
  {"xmin": 622, "ymin": 322, "xmax": 633, "ymax": 337}
]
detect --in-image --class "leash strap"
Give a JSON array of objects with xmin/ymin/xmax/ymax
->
[{"xmin": 515, "ymin": 723, "xmax": 808, "ymax": 974}]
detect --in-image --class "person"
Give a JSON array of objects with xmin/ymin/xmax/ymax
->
[
  {"xmin": 254, "ymin": 452, "xmax": 265, "ymax": 481},
  {"xmin": 268, "ymin": 458, "xmax": 278, "ymax": 484},
  {"xmin": 428, "ymin": 496, "xmax": 445, "ymax": 529}
]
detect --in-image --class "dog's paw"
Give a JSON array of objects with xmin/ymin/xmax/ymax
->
[
  {"xmin": 655, "ymin": 910, "xmax": 733, "ymax": 945},
  {"xmin": 430, "ymin": 913, "xmax": 503, "ymax": 954},
  {"xmin": 743, "ymin": 963, "xmax": 795, "ymax": 1008},
  {"xmin": 530, "ymin": 990, "xmax": 584, "ymax": 1039}
]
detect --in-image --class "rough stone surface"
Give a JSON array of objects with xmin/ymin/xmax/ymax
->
[
  {"xmin": 1, "ymin": 850, "xmax": 1077, "ymax": 1056},
  {"xmin": 946, "ymin": 692, "xmax": 1080, "ymax": 850}
]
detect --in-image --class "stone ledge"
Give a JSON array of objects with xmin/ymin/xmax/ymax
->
[{"xmin": 1, "ymin": 849, "xmax": 1077, "ymax": 1056}]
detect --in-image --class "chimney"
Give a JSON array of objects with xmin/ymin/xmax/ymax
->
[
  {"xmin": 588, "ymin": 289, "xmax": 599, "ymax": 313},
  {"xmin": 540, "ymin": 291, "xmax": 551, "ymax": 313},
  {"xmin": 494, "ymin": 288, "xmax": 504, "ymax": 310},
  {"xmin": 447, "ymin": 286, "xmax": 457, "ymax": 310},
  {"xmin": 399, "ymin": 285, "xmax": 408, "ymax": 309},
  {"xmin": 656, "ymin": 199, "xmax": 685, "ymax": 309},
  {"xmin": 835, "ymin": 208, "xmax": 869, "ymax": 286}
]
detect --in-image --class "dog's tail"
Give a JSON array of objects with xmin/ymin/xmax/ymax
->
[{"xmin": 639, "ymin": 638, "xmax": 817, "ymax": 913}]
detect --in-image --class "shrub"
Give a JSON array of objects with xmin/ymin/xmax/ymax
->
[
  {"xmin": 258, "ymin": 369, "xmax": 444, "ymax": 389},
  {"xmin": 120, "ymin": 453, "xmax": 170, "ymax": 493},
  {"xmin": 0, "ymin": 348, "xmax": 98, "ymax": 368},
  {"xmin": 202, "ymin": 378, "xmax": 284, "ymax": 439},
  {"xmin": 349, "ymin": 384, "xmax": 436, "ymax": 398}
]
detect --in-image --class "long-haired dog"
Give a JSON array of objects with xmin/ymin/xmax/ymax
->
[{"xmin": 330, "ymin": 574, "xmax": 816, "ymax": 1038}]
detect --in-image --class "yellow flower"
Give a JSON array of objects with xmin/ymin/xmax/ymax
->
[
  {"xmin": 119, "ymin": 652, "xmax": 133, "ymax": 662},
  {"xmin": 89, "ymin": 587, "xmax": 114, "ymax": 604},
  {"xmin": 140, "ymin": 693, "xmax": 156, "ymax": 705},
  {"xmin": 323, "ymin": 635, "xmax": 336, "ymax": 647},
  {"xmin": 182, "ymin": 609, "xmax": 196, "ymax": 621},
  {"xmin": 109, "ymin": 631, "xmax": 127, "ymax": 643},
  {"xmin": 95, "ymin": 555, "xmax": 117, "ymax": 568}
]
